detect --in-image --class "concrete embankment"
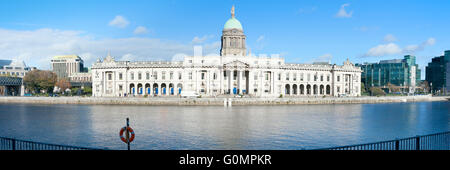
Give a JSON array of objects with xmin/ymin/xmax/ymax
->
[{"xmin": 0, "ymin": 95, "xmax": 447, "ymax": 106}]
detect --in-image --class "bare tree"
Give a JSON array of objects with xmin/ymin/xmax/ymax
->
[{"xmin": 56, "ymin": 78, "xmax": 72, "ymax": 93}]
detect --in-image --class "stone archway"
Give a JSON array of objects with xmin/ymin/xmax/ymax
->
[
  {"xmin": 169, "ymin": 83, "xmax": 174, "ymax": 95},
  {"xmin": 326, "ymin": 85, "xmax": 331, "ymax": 95},
  {"xmin": 300, "ymin": 84, "xmax": 305, "ymax": 95},
  {"xmin": 177, "ymin": 83, "xmax": 183, "ymax": 95},
  {"xmin": 313, "ymin": 85, "xmax": 318, "ymax": 95},
  {"xmin": 320, "ymin": 85, "xmax": 324, "ymax": 95},
  {"xmin": 161, "ymin": 83, "xmax": 167, "ymax": 95},
  {"xmin": 137, "ymin": 83, "xmax": 143, "ymax": 95},
  {"xmin": 153, "ymin": 83, "xmax": 159, "ymax": 96},
  {"xmin": 285, "ymin": 84, "xmax": 290, "ymax": 95},
  {"xmin": 145, "ymin": 83, "xmax": 151, "ymax": 95},
  {"xmin": 129, "ymin": 83, "xmax": 135, "ymax": 95},
  {"xmin": 306, "ymin": 85, "xmax": 311, "ymax": 95}
]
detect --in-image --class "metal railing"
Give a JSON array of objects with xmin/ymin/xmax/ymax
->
[
  {"xmin": 321, "ymin": 131, "xmax": 450, "ymax": 150},
  {"xmin": 0, "ymin": 137, "xmax": 103, "ymax": 150}
]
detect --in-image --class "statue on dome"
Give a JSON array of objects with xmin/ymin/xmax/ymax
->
[{"xmin": 231, "ymin": 5, "xmax": 235, "ymax": 18}]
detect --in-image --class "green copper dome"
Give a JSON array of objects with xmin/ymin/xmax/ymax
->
[{"xmin": 224, "ymin": 17, "xmax": 243, "ymax": 30}]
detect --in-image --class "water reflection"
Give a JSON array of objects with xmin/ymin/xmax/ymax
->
[{"xmin": 0, "ymin": 102, "xmax": 448, "ymax": 150}]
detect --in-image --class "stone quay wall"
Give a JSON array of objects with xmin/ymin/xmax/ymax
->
[{"xmin": 0, "ymin": 95, "xmax": 447, "ymax": 106}]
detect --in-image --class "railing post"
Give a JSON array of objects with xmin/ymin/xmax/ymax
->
[
  {"xmin": 416, "ymin": 136, "xmax": 420, "ymax": 150},
  {"xmin": 11, "ymin": 139, "xmax": 16, "ymax": 150},
  {"xmin": 395, "ymin": 140, "xmax": 399, "ymax": 150}
]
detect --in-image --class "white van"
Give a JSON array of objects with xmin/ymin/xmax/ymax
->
[{"xmin": 180, "ymin": 91, "xmax": 200, "ymax": 98}]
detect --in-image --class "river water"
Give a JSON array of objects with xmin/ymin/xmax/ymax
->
[{"xmin": 0, "ymin": 101, "xmax": 448, "ymax": 150}]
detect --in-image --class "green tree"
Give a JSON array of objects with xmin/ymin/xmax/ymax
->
[
  {"xmin": 83, "ymin": 86, "xmax": 92, "ymax": 95},
  {"xmin": 23, "ymin": 70, "xmax": 57, "ymax": 94},
  {"xmin": 361, "ymin": 83, "xmax": 366, "ymax": 94},
  {"xmin": 370, "ymin": 87, "xmax": 386, "ymax": 96}
]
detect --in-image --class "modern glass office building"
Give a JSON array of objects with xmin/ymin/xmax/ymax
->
[
  {"xmin": 51, "ymin": 55, "xmax": 84, "ymax": 79},
  {"xmin": 356, "ymin": 55, "xmax": 421, "ymax": 93},
  {"xmin": 425, "ymin": 50, "xmax": 450, "ymax": 92}
]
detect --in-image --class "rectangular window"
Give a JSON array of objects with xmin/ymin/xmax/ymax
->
[
  {"xmin": 162, "ymin": 71, "xmax": 166, "ymax": 80},
  {"xmin": 233, "ymin": 72, "xmax": 237, "ymax": 80},
  {"xmin": 201, "ymin": 72, "xmax": 205, "ymax": 80},
  {"xmin": 153, "ymin": 72, "xmax": 158, "ymax": 80},
  {"xmin": 320, "ymin": 75, "xmax": 323, "ymax": 81},
  {"xmin": 146, "ymin": 73, "xmax": 150, "ymax": 80},
  {"xmin": 138, "ymin": 73, "xmax": 142, "ymax": 80},
  {"xmin": 265, "ymin": 73, "xmax": 269, "ymax": 81},
  {"xmin": 213, "ymin": 73, "xmax": 217, "ymax": 80},
  {"xmin": 300, "ymin": 73, "xmax": 304, "ymax": 81},
  {"xmin": 131, "ymin": 73, "xmax": 134, "ymax": 80},
  {"xmin": 170, "ymin": 72, "xmax": 173, "ymax": 80},
  {"xmin": 189, "ymin": 72, "xmax": 193, "ymax": 80},
  {"xmin": 108, "ymin": 74, "xmax": 112, "ymax": 80},
  {"xmin": 293, "ymin": 73, "xmax": 297, "ymax": 81},
  {"xmin": 337, "ymin": 76, "xmax": 340, "ymax": 82},
  {"xmin": 119, "ymin": 85, "xmax": 123, "ymax": 91},
  {"xmin": 119, "ymin": 73, "xmax": 123, "ymax": 80},
  {"xmin": 254, "ymin": 74, "xmax": 258, "ymax": 80},
  {"xmin": 286, "ymin": 73, "xmax": 289, "ymax": 81},
  {"xmin": 278, "ymin": 73, "xmax": 281, "ymax": 80},
  {"xmin": 178, "ymin": 72, "xmax": 182, "ymax": 80}
]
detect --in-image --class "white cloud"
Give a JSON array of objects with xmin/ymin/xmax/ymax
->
[
  {"xmin": 191, "ymin": 35, "xmax": 214, "ymax": 44},
  {"xmin": 336, "ymin": 4, "xmax": 353, "ymax": 18},
  {"xmin": 402, "ymin": 38, "xmax": 436, "ymax": 54},
  {"xmin": 0, "ymin": 28, "xmax": 221, "ymax": 70},
  {"xmin": 256, "ymin": 35, "xmax": 265, "ymax": 43},
  {"xmin": 109, "ymin": 15, "xmax": 129, "ymax": 28},
  {"xmin": 363, "ymin": 37, "xmax": 436, "ymax": 57},
  {"xmin": 311, "ymin": 53, "xmax": 333, "ymax": 63},
  {"xmin": 364, "ymin": 43, "xmax": 402, "ymax": 57},
  {"xmin": 133, "ymin": 26, "xmax": 149, "ymax": 35},
  {"xmin": 384, "ymin": 34, "xmax": 397, "ymax": 42}
]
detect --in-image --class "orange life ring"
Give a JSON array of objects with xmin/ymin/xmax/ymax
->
[{"xmin": 119, "ymin": 126, "xmax": 135, "ymax": 143}]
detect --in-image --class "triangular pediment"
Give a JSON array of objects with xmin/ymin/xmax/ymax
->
[{"xmin": 223, "ymin": 60, "xmax": 249, "ymax": 69}]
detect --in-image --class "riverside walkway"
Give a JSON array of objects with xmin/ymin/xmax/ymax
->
[
  {"xmin": 0, "ymin": 95, "xmax": 447, "ymax": 106},
  {"xmin": 1, "ymin": 131, "xmax": 449, "ymax": 150}
]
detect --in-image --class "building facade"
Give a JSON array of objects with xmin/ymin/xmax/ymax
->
[
  {"xmin": 447, "ymin": 62, "xmax": 450, "ymax": 93},
  {"xmin": 426, "ymin": 50, "xmax": 449, "ymax": 93},
  {"xmin": 357, "ymin": 55, "xmax": 421, "ymax": 93},
  {"xmin": 68, "ymin": 71, "xmax": 92, "ymax": 88},
  {"xmin": 51, "ymin": 55, "xmax": 84, "ymax": 79},
  {"xmin": 91, "ymin": 6, "xmax": 362, "ymax": 97},
  {"xmin": 0, "ymin": 60, "xmax": 35, "ymax": 78}
]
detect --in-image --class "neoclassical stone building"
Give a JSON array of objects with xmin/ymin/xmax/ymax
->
[{"xmin": 92, "ymin": 6, "xmax": 361, "ymax": 97}]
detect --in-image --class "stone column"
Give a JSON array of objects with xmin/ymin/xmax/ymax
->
[
  {"xmin": 20, "ymin": 85, "xmax": 25, "ymax": 96},
  {"xmin": 248, "ymin": 71, "xmax": 253, "ymax": 95},
  {"xmin": 228, "ymin": 70, "xmax": 232, "ymax": 94},
  {"xmin": 271, "ymin": 71, "xmax": 275, "ymax": 95},
  {"xmin": 220, "ymin": 68, "xmax": 223, "ymax": 95},
  {"xmin": 237, "ymin": 70, "xmax": 242, "ymax": 94}
]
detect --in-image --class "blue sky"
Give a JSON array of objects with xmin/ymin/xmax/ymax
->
[{"xmin": 0, "ymin": 0, "xmax": 449, "ymax": 79}]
